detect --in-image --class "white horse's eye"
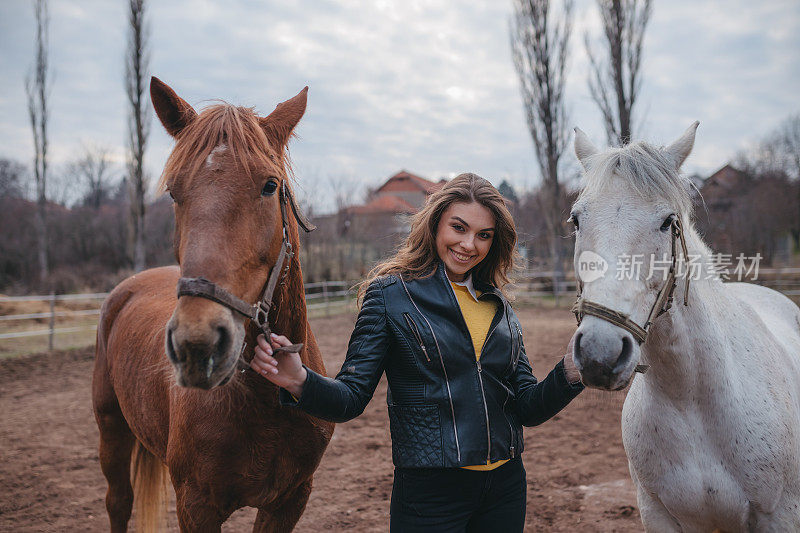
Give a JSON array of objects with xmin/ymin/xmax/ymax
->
[
  {"xmin": 660, "ymin": 215, "xmax": 674, "ymax": 232},
  {"xmin": 568, "ymin": 214, "xmax": 579, "ymax": 230}
]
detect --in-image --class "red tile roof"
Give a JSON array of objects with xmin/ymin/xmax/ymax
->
[
  {"xmin": 702, "ymin": 164, "xmax": 749, "ymax": 191},
  {"xmin": 375, "ymin": 170, "xmax": 446, "ymax": 194},
  {"xmin": 345, "ymin": 194, "xmax": 416, "ymax": 214}
]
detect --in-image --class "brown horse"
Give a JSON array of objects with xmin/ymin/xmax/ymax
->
[{"xmin": 92, "ymin": 77, "xmax": 333, "ymax": 532}]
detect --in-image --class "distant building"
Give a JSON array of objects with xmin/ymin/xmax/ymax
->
[
  {"xmin": 696, "ymin": 163, "xmax": 795, "ymax": 263},
  {"xmin": 358, "ymin": 170, "xmax": 446, "ymax": 210},
  {"xmin": 340, "ymin": 170, "xmax": 447, "ymax": 238},
  {"xmin": 698, "ymin": 164, "xmax": 751, "ymax": 212}
]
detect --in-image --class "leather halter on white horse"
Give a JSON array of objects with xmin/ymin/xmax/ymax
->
[{"xmin": 572, "ymin": 214, "xmax": 690, "ymax": 373}]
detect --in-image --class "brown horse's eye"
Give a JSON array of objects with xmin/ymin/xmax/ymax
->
[
  {"xmin": 261, "ymin": 179, "xmax": 278, "ymax": 197},
  {"xmin": 167, "ymin": 189, "xmax": 176, "ymax": 202}
]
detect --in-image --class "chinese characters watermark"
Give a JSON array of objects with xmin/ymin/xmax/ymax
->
[{"xmin": 576, "ymin": 252, "xmax": 762, "ymax": 283}]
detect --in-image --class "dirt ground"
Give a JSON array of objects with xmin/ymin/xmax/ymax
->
[{"xmin": 0, "ymin": 306, "xmax": 641, "ymax": 532}]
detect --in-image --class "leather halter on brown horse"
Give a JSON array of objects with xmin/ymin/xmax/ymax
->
[
  {"xmin": 571, "ymin": 214, "xmax": 690, "ymax": 373},
  {"xmin": 175, "ymin": 181, "xmax": 314, "ymax": 360}
]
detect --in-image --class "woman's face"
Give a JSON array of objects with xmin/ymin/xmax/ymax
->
[{"xmin": 435, "ymin": 201, "xmax": 495, "ymax": 282}]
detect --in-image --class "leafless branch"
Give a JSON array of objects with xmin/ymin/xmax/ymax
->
[
  {"xmin": 0, "ymin": 158, "xmax": 27, "ymax": 199},
  {"xmin": 25, "ymin": 0, "xmax": 51, "ymax": 282},
  {"xmin": 585, "ymin": 0, "xmax": 651, "ymax": 145},
  {"xmin": 125, "ymin": 0, "xmax": 151, "ymax": 271},
  {"xmin": 66, "ymin": 144, "xmax": 117, "ymax": 209},
  {"xmin": 510, "ymin": 0, "xmax": 574, "ymax": 274}
]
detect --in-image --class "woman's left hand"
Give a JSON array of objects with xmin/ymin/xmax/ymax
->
[{"xmin": 563, "ymin": 333, "xmax": 582, "ymax": 384}]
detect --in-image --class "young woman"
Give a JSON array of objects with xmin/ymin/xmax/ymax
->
[{"xmin": 250, "ymin": 173, "xmax": 583, "ymax": 532}]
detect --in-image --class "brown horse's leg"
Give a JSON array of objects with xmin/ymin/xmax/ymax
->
[
  {"xmin": 95, "ymin": 395, "xmax": 136, "ymax": 532},
  {"xmin": 252, "ymin": 480, "xmax": 313, "ymax": 533}
]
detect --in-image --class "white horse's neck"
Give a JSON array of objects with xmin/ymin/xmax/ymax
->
[{"xmin": 638, "ymin": 223, "xmax": 733, "ymax": 402}]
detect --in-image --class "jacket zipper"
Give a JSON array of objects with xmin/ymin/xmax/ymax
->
[
  {"xmin": 514, "ymin": 322, "xmax": 523, "ymax": 366},
  {"xmin": 402, "ymin": 312, "xmax": 430, "ymax": 362},
  {"xmin": 476, "ymin": 317, "xmax": 500, "ymax": 463},
  {"xmin": 502, "ymin": 388, "xmax": 515, "ymax": 458},
  {"xmin": 400, "ymin": 277, "xmax": 461, "ymax": 462},
  {"xmin": 475, "ymin": 360, "xmax": 492, "ymax": 462}
]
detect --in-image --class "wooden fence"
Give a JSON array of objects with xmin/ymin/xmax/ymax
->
[
  {"xmin": 0, "ymin": 281, "xmax": 355, "ymax": 351},
  {"xmin": 512, "ymin": 267, "xmax": 800, "ymax": 304},
  {"xmin": 2, "ymin": 269, "xmax": 799, "ymax": 353}
]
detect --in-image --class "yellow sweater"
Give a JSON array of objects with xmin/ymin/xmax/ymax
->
[{"xmin": 451, "ymin": 281, "xmax": 510, "ymax": 471}]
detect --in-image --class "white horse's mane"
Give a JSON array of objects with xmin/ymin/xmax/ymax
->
[{"xmin": 577, "ymin": 141, "xmax": 693, "ymax": 217}]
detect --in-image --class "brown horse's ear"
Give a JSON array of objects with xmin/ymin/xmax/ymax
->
[
  {"xmin": 260, "ymin": 87, "xmax": 308, "ymax": 148},
  {"xmin": 150, "ymin": 76, "xmax": 197, "ymax": 137}
]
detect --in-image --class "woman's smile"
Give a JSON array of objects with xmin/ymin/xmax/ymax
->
[{"xmin": 449, "ymin": 248, "xmax": 474, "ymax": 263}]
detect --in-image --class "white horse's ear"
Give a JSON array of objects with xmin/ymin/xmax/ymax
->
[
  {"xmin": 574, "ymin": 127, "xmax": 599, "ymax": 170},
  {"xmin": 665, "ymin": 121, "xmax": 699, "ymax": 169}
]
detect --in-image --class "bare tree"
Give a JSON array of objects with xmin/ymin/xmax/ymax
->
[
  {"xmin": 780, "ymin": 114, "xmax": 800, "ymax": 250},
  {"xmin": 497, "ymin": 179, "xmax": 519, "ymax": 203},
  {"xmin": 67, "ymin": 145, "xmax": 116, "ymax": 209},
  {"xmin": 0, "ymin": 159, "xmax": 27, "ymax": 199},
  {"xmin": 736, "ymin": 113, "xmax": 800, "ymax": 250},
  {"xmin": 125, "ymin": 0, "xmax": 150, "ymax": 271},
  {"xmin": 26, "ymin": 0, "xmax": 51, "ymax": 283},
  {"xmin": 511, "ymin": 0, "xmax": 573, "ymax": 278},
  {"xmin": 328, "ymin": 174, "xmax": 361, "ymax": 278},
  {"xmin": 585, "ymin": 0, "xmax": 652, "ymax": 146},
  {"xmin": 777, "ymin": 113, "xmax": 800, "ymax": 181}
]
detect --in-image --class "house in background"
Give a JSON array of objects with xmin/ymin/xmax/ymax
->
[
  {"xmin": 299, "ymin": 170, "xmax": 448, "ymax": 280},
  {"xmin": 340, "ymin": 170, "xmax": 447, "ymax": 238},
  {"xmin": 699, "ymin": 164, "xmax": 751, "ymax": 212},
  {"xmin": 367, "ymin": 170, "xmax": 447, "ymax": 210},
  {"xmin": 696, "ymin": 164, "xmax": 753, "ymax": 252},
  {"xmin": 697, "ymin": 163, "xmax": 795, "ymax": 264}
]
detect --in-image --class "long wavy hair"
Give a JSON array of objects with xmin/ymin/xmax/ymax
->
[{"xmin": 359, "ymin": 173, "xmax": 518, "ymax": 301}]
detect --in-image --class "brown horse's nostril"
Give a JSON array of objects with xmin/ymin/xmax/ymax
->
[
  {"xmin": 215, "ymin": 325, "xmax": 231, "ymax": 360},
  {"xmin": 166, "ymin": 326, "xmax": 182, "ymax": 363}
]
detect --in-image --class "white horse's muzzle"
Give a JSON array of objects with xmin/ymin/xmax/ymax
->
[{"xmin": 574, "ymin": 317, "xmax": 640, "ymax": 390}]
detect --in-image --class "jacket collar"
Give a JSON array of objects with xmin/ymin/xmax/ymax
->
[{"xmin": 429, "ymin": 260, "xmax": 506, "ymax": 304}]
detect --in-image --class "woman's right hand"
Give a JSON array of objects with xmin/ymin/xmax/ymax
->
[{"xmin": 250, "ymin": 333, "xmax": 308, "ymax": 398}]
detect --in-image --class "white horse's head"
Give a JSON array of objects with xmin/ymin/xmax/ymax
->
[{"xmin": 570, "ymin": 122, "xmax": 699, "ymax": 390}]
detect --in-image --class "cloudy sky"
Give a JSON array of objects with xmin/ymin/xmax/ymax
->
[{"xmin": 1, "ymin": 0, "xmax": 798, "ymax": 212}]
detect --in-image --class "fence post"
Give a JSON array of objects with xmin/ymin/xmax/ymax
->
[
  {"xmin": 48, "ymin": 292, "xmax": 56, "ymax": 351},
  {"xmin": 323, "ymin": 281, "xmax": 330, "ymax": 317},
  {"xmin": 553, "ymin": 271, "xmax": 560, "ymax": 308}
]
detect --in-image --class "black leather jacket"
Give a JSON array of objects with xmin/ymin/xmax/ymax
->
[{"xmin": 281, "ymin": 263, "xmax": 584, "ymax": 468}]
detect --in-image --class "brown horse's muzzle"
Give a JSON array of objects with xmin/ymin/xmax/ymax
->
[{"xmin": 165, "ymin": 297, "xmax": 244, "ymax": 389}]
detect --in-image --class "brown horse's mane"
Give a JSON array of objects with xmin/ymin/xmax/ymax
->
[{"xmin": 157, "ymin": 103, "xmax": 292, "ymax": 192}]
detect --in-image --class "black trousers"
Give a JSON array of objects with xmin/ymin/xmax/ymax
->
[{"xmin": 389, "ymin": 456, "xmax": 527, "ymax": 532}]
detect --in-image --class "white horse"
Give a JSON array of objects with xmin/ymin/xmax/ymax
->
[{"xmin": 569, "ymin": 123, "xmax": 800, "ymax": 532}]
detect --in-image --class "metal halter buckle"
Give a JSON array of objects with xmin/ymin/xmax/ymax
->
[{"xmin": 253, "ymin": 301, "xmax": 271, "ymax": 332}]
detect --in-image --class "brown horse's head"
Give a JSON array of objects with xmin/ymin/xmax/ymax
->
[{"xmin": 151, "ymin": 77, "xmax": 307, "ymax": 389}]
